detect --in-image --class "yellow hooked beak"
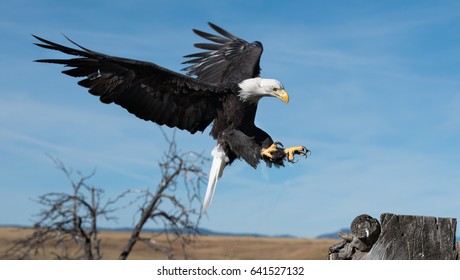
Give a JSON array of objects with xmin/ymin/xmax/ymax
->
[{"xmin": 275, "ymin": 89, "xmax": 289, "ymax": 104}]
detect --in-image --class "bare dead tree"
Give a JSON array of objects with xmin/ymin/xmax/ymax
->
[
  {"xmin": 118, "ymin": 130, "xmax": 208, "ymax": 260},
  {"xmin": 1, "ymin": 156, "xmax": 123, "ymax": 259},
  {"xmin": 2, "ymin": 131, "xmax": 208, "ymax": 260}
]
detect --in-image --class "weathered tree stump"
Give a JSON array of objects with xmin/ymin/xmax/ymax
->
[
  {"xmin": 328, "ymin": 213, "xmax": 458, "ymax": 260},
  {"xmin": 328, "ymin": 214, "xmax": 381, "ymax": 260}
]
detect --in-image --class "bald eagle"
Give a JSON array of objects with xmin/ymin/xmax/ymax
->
[{"xmin": 33, "ymin": 22, "xmax": 308, "ymax": 213}]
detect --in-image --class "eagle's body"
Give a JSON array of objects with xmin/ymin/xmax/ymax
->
[{"xmin": 33, "ymin": 23, "xmax": 308, "ymax": 213}]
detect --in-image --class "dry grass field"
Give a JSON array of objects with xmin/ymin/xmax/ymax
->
[{"xmin": 0, "ymin": 227, "xmax": 338, "ymax": 260}]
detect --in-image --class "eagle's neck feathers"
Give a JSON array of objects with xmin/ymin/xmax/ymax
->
[{"xmin": 238, "ymin": 77, "xmax": 265, "ymax": 104}]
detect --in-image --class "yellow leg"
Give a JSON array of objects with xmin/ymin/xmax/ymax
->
[{"xmin": 260, "ymin": 142, "xmax": 280, "ymax": 160}]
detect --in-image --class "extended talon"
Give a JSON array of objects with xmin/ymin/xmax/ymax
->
[{"xmin": 284, "ymin": 146, "xmax": 309, "ymax": 162}]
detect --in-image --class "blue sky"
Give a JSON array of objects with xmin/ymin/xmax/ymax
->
[{"xmin": 1, "ymin": 0, "xmax": 460, "ymax": 238}]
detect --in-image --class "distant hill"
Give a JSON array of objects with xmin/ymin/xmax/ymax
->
[
  {"xmin": 6, "ymin": 224, "xmax": 456, "ymax": 241},
  {"xmin": 0, "ymin": 224, "xmax": 294, "ymax": 238},
  {"xmin": 101, "ymin": 226, "xmax": 297, "ymax": 238}
]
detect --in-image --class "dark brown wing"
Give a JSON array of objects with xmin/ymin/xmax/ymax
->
[
  {"xmin": 181, "ymin": 22, "xmax": 263, "ymax": 83},
  {"xmin": 33, "ymin": 35, "xmax": 229, "ymax": 134}
]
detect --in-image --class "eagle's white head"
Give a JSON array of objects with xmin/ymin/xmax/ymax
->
[{"xmin": 238, "ymin": 77, "xmax": 289, "ymax": 104}]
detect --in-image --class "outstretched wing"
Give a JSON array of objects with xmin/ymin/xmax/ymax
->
[
  {"xmin": 33, "ymin": 35, "xmax": 228, "ymax": 134},
  {"xmin": 182, "ymin": 22, "xmax": 263, "ymax": 83}
]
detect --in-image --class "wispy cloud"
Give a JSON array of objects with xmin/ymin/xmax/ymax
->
[{"xmin": 0, "ymin": 93, "xmax": 167, "ymax": 182}]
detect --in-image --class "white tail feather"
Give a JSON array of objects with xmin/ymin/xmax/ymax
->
[{"xmin": 201, "ymin": 145, "xmax": 229, "ymax": 214}]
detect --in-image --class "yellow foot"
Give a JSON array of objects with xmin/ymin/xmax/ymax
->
[
  {"xmin": 261, "ymin": 142, "xmax": 284, "ymax": 160},
  {"xmin": 284, "ymin": 146, "xmax": 309, "ymax": 162}
]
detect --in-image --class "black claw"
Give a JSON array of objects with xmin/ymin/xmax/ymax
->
[
  {"xmin": 295, "ymin": 146, "xmax": 309, "ymax": 157},
  {"xmin": 296, "ymin": 147, "xmax": 308, "ymax": 155},
  {"xmin": 274, "ymin": 141, "xmax": 284, "ymax": 149}
]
